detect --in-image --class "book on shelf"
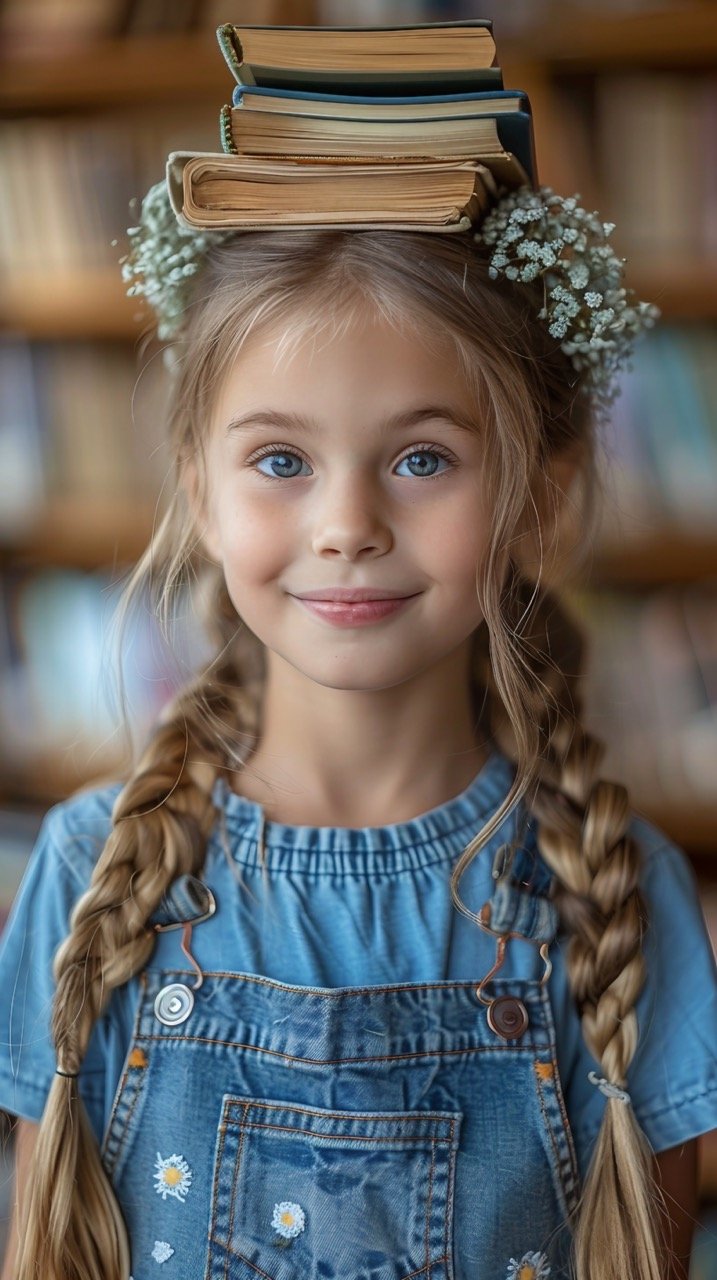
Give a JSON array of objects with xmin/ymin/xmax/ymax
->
[
  {"xmin": 0, "ymin": 563, "xmax": 213, "ymax": 800},
  {"xmin": 0, "ymin": 109, "xmax": 218, "ymax": 281},
  {"xmin": 596, "ymin": 324, "xmax": 717, "ymax": 539},
  {"xmin": 571, "ymin": 582, "xmax": 717, "ymax": 810},
  {"xmin": 215, "ymin": 19, "xmax": 498, "ymax": 91},
  {"xmin": 0, "ymin": 806, "xmax": 45, "ymax": 931},
  {"xmin": 0, "ymin": 337, "xmax": 171, "ymax": 530},
  {"xmin": 596, "ymin": 72, "xmax": 717, "ymax": 260}
]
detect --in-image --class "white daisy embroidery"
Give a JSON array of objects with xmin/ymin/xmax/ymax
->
[
  {"xmin": 151, "ymin": 1241, "xmax": 174, "ymax": 1264},
  {"xmin": 153, "ymin": 1152, "xmax": 192, "ymax": 1202},
  {"xmin": 271, "ymin": 1201, "xmax": 306, "ymax": 1239},
  {"xmin": 505, "ymin": 1250, "xmax": 551, "ymax": 1279}
]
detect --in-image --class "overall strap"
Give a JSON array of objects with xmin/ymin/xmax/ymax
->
[{"xmin": 480, "ymin": 820, "xmax": 560, "ymax": 945}]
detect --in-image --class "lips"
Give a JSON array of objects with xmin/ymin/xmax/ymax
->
[
  {"xmin": 294, "ymin": 594, "xmax": 419, "ymax": 627},
  {"xmin": 293, "ymin": 588, "xmax": 418, "ymax": 602}
]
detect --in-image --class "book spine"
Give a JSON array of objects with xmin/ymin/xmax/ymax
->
[{"xmin": 219, "ymin": 104, "xmax": 237, "ymax": 154}]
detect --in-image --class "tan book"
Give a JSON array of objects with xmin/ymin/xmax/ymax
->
[
  {"xmin": 220, "ymin": 105, "xmax": 527, "ymax": 169},
  {"xmin": 230, "ymin": 91, "xmax": 524, "ymax": 122},
  {"xmin": 166, "ymin": 151, "xmax": 503, "ymax": 233},
  {"xmin": 216, "ymin": 21, "xmax": 497, "ymax": 86}
]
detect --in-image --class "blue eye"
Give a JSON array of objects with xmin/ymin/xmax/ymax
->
[
  {"xmin": 395, "ymin": 450, "xmax": 452, "ymax": 478},
  {"xmin": 250, "ymin": 445, "xmax": 454, "ymax": 481},
  {"xmin": 254, "ymin": 451, "xmax": 308, "ymax": 479}
]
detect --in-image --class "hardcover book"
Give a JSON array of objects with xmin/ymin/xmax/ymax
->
[{"xmin": 166, "ymin": 151, "xmax": 501, "ymax": 233}]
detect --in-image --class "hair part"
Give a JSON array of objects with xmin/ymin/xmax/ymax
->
[{"xmin": 17, "ymin": 227, "xmax": 667, "ymax": 1280}]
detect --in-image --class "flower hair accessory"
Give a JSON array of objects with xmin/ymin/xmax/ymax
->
[
  {"xmin": 119, "ymin": 178, "xmax": 660, "ymax": 418},
  {"xmin": 120, "ymin": 180, "xmax": 234, "ymax": 341},
  {"xmin": 477, "ymin": 184, "xmax": 661, "ymax": 422}
]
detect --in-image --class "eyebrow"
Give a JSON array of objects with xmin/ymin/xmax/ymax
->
[{"xmin": 224, "ymin": 405, "xmax": 477, "ymax": 436}]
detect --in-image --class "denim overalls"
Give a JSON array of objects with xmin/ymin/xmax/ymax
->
[{"xmin": 100, "ymin": 832, "xmax": 582, "ymax": 1280}]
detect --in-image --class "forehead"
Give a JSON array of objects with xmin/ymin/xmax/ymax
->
[{"xmin": 215, "ymin": 303, "xmax": 470, "ymax": 410}]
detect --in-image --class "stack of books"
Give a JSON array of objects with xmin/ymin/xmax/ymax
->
[{"xmin": 168, "ymin": 18, "xmax": 537, "ymax": 233}]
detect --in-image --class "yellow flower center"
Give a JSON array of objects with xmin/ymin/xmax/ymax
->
[
  {"xmin": 281, "ymin": 1211, "xmax": 294, "ymax": 1225},
  {"xmin": 163, "ymin": 1168, "xmax": 183, "ymax": 1186},
  {"xmin": 518, "ymin": 1268, "xmax": 537, "ymax": 1280}
]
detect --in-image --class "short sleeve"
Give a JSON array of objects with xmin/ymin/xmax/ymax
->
[
  {"xmin": 0, "ymin": 785, "xmax": 127, "ymax": 1134},
  {"xmin": 553, "ymin": 817, "xmax": 717, "ymax": 1182}
]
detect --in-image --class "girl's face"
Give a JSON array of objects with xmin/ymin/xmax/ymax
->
[{"xmin": 196, "ymin": 308, "xmax": 493, "ymax": 694}]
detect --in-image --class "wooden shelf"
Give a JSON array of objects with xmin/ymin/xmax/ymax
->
[
  {"xmin": 0, "ymin": 32, "xmax": 232, "ymax": 111},
  {"xmin": 0, "ymin": 750, "xmax": 715, "ymax": 857},
  {"xmin": 2, "ymin": 499, "xmax": 716, "ymax": 585},
  {"xmin": 0, "ymin": 270, "xmax": 150, "ymax": 340},
  {"xmin": 509, "ymin": 5, "xmax": 717, "ymax": 70},
  {"xmin": 591, "ymin": 528, "xmax": 717, "ymax": 587},
  {"xmin": 0, "ymin": 497, "xmax": 156, "ymax": 568},
  {"xmin": 0, "ymin": 753, "xmax": 126, "ymax": 809},
  {"xmin": 1, "ymin": 8, "xmax": 716, "ymax": 112},
  {"xmin": 626, "ymin": 257, "xmax": 717, "ymax": 321},
  {"xmin": 4, "ymin": 257, "xmax": 717, "ymax": 340},
  {"xmin": 632, "ymin": 801, "xmax": 717, "ymax": 858}
]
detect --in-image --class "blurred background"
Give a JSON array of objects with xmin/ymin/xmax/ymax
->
[{"xmin": 0, "ymin": 0, "xmax": 716, "ymax": 1272}]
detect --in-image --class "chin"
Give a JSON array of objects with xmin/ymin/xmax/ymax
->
[{"xmin": 292, "ymin": 655, "xmax": 424, "ymax": 693}]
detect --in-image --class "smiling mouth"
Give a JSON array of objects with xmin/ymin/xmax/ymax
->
[
  {"xmin": 292, "ymin": 594, "xmax": 420, "ymax": 627},
  {"xmin": 292, "ymin": 590, "xmax": 420, "ymax": 603}
]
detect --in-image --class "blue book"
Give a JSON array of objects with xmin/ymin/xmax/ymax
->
[
  {"xmin": 224, "ymin": 88, "xmax": 536, "ymax": 186},
  {"xmin": 232, "ymin": 85, "xmax": 526, "ymax": 110}
]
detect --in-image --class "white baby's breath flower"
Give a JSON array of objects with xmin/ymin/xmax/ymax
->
[
  {"xmin": 476, "ymin": 182, "xmax": 661, "ymax": 422},
  {"xmin": 119, "ymin": 179, "xmax": 234, "ymax": 340}
]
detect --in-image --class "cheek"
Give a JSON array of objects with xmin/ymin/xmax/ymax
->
[
  {"xmin": 418, "ymin": 497, "xmax": 490, "ymax": 584},
  {"xmin": 216, "ymin": 491, "xmax": 294, "ymax": 583}
]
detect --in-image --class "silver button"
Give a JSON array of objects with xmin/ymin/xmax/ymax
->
[{"xmin": 154, "ymin": 983, "xmax": 194, "ymax": 1026}]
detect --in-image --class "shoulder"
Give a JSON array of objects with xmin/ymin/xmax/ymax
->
[
  {"xmin": 628, "ymin": 809, "xmax": 689, "ymax": 866},
  {"xmin": 625, "ymin": 809, "xmax": 707, "ymax": 940},
  {"xmin": 38, "ymin": 778, "xmax": 124, "ymax": 889}
]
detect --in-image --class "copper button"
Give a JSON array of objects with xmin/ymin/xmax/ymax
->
[{"xmin": 487, "ymin": 995, "xmax": 529, "ymax": 1040}]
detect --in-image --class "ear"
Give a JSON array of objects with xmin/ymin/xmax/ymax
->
[{"xmin": 181, "ymin": 457, "xmax": 222, "ymax": 563}]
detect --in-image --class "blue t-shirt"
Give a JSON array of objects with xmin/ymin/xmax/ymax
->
[{"xmin": 0, "ymin": 747, "xmax": 715, "ymax": 1186}]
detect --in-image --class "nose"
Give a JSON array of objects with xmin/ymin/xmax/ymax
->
[{"xmin": 310, "ymin": 469, "xmax": 393, "ymax": 560}]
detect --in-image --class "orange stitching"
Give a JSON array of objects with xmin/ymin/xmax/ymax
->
[
  {"xmin": 444, "ymin": 1119, "xmax": 458, "ymax": 1270},
  {"xmin": 533, "ymin": 1058, "xmax": 564, "ymax": 1193},
  {"xmin": 425, "ymin": 1137, "xmax": 435, "ymax": 1278},
  {"xmin": 228, "ymin": 1098, "xmax": 456, "ymax": 1130},
  {"xmin": 100, "ymin": 989, "xmax": 147, "ymax": 1162},
  {"xmin": 104, "ymin": 1068, "xmax": 146, "ymax": 1176},
  {"xmin": 150, "ymin": 967, "xmax": 542, "ymax": 1000},
  {"xmin": 206, "ymin": 1120, "xmax": 229, "ymax": 1267},
  {"xmin": 207, "ymin": 1245, "xmax": 452, "ymax": 1280},
  {"xmin": 142, "ymin": 1032, "xmax": 530, "ymax": 1064},
  {"xmin": 399, "ymin": 1255, "xmax": 451, "ymax": 1280},
  {"xmin": 224, "ymin": 1103, "xmax": 249, "ymax": 1280},
  {"xmin": 234, "ymin": 1118, "xmax": 451, "ymax": 1144},
  {"xmin": 546, "ymin": 1053, "xmax": 582, "ymax": 1205}
]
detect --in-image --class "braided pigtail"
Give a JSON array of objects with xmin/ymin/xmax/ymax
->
[
  {"xmin": 16, "ymin": 562, "xmax": 260, "ymax": 1280},
  {"xmin": 472, "ymin": 566, "xmax": 667, "ymax": 1280}
]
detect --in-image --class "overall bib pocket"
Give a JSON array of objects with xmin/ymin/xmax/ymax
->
[{"xmin": 206, "ymin": 1094, "xmax": 462, "ymax": 1280}]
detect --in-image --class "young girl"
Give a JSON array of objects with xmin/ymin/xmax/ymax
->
[{"xmin": 0, "ymin": 88, "xmax": 716, "ymax": 1280}]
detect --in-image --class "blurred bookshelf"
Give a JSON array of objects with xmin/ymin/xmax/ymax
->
[{"xmin": 0, "ymin": 0, "xmax": 715, "ymax": 1263}]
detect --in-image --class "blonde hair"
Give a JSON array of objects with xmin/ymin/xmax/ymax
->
[{"xmin": 18, "ymin": 227, "xmax": 668, "ymax": 1280}]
